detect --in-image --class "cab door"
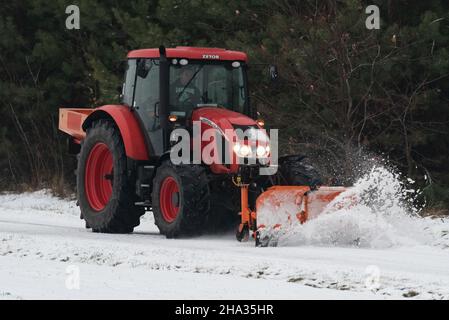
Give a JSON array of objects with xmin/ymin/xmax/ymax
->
[{"xmin": 132, "ymin": 58, "xmax": 164, "ymax": 156}]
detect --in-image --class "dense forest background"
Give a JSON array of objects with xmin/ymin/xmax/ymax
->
[{"xmin": 1, "ymin": 0, "xmax": 448, "ymax": 212}]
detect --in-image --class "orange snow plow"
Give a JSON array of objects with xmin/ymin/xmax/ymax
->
[{"xmin": 236, "ymin": 183, "xmax": 347, "ymax": 246}]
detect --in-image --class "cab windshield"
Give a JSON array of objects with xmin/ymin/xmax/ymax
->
[{"xmin": 169, "ymin": 60, "xmax": 247, "ymax": 115}]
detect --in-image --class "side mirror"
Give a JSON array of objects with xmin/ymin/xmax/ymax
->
[
  {"xmin": 269, "ymin": 65, "xmax": 278, "ymax": 82},
  {"xmin": 137, "ymin": 59, "xmax": 152, "ymax": 78}
]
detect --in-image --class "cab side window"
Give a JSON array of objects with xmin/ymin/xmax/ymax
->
[
  {"xmin": 135, "ymin": 59, "xmax": 160, "ymax": 116},
  {"xmin": 123, "ymin": 59, "xmax": 136, "ymax": 107},
  {"xmin": 134, "ymin": 59, "xmax": 163, "ymax": 153}
]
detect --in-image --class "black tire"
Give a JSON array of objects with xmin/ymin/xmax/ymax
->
[
  {"xmin": 279, "ymin": 155, "xmax": 322, "ymax": 188},
  {"xmin": 77, "ymin": 119, "xmax": 144, "ymax": 233},
  {"xmin": 152, "ymin": 161, "xmax": 210, "ymax": 238}
]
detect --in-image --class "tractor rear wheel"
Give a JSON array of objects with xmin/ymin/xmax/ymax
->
[
  {"xmin": 77, "ymin": 119, "xmax": 144, "ymax": 233},
  {"xmin": 152, "ymin": 161, "xmax": 210, "ymax": 238}
]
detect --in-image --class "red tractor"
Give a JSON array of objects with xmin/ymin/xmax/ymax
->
[{"xmin": 59, "ymin": 46, "xmax": 345, "ymax": 245}]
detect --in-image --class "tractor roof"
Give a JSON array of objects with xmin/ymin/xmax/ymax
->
[{"xmin": 127, "ymin": 46, "xmax": 248, "ymax": 62}]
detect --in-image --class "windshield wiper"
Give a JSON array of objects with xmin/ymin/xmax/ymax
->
[{"xmin": 177, "ymin": 65, "xmax": 204, "ymax": 100}]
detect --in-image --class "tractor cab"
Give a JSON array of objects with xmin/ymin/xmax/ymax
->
[{"xmin": 122, "ymin": 46, "xmax": 251, "ymax": 157}]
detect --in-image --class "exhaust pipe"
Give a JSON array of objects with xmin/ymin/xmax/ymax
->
[{"xmin": 159, "ymin": 45, "xmax": 169, "ymax": 149}]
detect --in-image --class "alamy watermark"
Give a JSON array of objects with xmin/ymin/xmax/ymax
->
[
  {"xmin": 169, "ymin": 121, "xmax": 278, "ymax": 175},
  {"xmin": 65, "ymin": 5, "xmax": 80, "ymax": 30},
  {"xmin": 65, "ymin": 265, "xmax": 80, "ymax": 290},
  {"xmin": 365, "ymin": 5, "xmax": 380, "ymax": 30},
  {"xmin": 66, "ymin": 5, "xmax": 379, "ymax": 31},
  {"xmin": 364, "ymin": 265, "xmax": 381, "ymax": 291}
]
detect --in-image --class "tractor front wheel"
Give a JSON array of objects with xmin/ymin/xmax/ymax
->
[
  {"xmin": 279, "ymin": 155, "xmax": 322, "ymax": 188},
  {"xmin": 152, "ymin": 161, "xmax": 210, "ymax": 238}
]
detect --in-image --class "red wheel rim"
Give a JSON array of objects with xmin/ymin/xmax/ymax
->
[
  {"xmin": 159, "ymin": 176, "xmax": 180, "ymax": 222},
  {"xmin": 85, "ymin": 143, "xmax": 113, "ymax": 211}
]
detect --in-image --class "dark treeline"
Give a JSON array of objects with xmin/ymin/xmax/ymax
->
[{"xmin": 1, "ymin": 0, "xmax": 448, "ymax": 211}]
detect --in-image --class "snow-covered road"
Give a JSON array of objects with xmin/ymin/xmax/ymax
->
[{"xmin": 0, "ymin": 190, "xmax": 448, "ymax": 299}]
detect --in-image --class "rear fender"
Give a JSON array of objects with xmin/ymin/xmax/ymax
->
[{"xmin": 83, "ymin": 105, "xmax": 149, "ymax": 161}]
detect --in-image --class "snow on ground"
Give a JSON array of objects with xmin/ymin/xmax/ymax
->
[
  {"xmin": 0, "ymin": 255, "xmax": 376, "ymax": 300},
  {"xmin": 0, "ymin": 183, "xmax": 449, "ymax": 299}
]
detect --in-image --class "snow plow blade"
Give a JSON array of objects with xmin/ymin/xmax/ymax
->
[{"xmin": 255, "ymin": 186, "xmax": 347, "ymax": 246}]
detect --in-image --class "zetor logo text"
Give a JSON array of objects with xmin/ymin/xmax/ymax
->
[
  {"xmin": 169, "ymin": 121, "xmax": 278, "ymax": 175},
  {"xmin": 202, "ymin": 54, "xmax": 220, "ymax": 59}
]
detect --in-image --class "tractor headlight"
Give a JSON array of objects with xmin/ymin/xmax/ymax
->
[
  {"xmin": 233, "ymin": 143, "xmax": 241, "ymax": 154},
  {"xmin": 256, "ymin": 145, "xmax": 270, "ymax": 157},
  {"xmin": 234, "ymin": 143, "xmax": 270, "ymax": 158},
  {"xmin": 233, "ymin": 143, "xmax": 252, "ymax": 157},
  {"xmin": 237, "ymin": 145, "xmax": 251, "ymax": 157},
  {"xmin": 239, "ymin": 145, "xmax": 251, "ymax": 157}
]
